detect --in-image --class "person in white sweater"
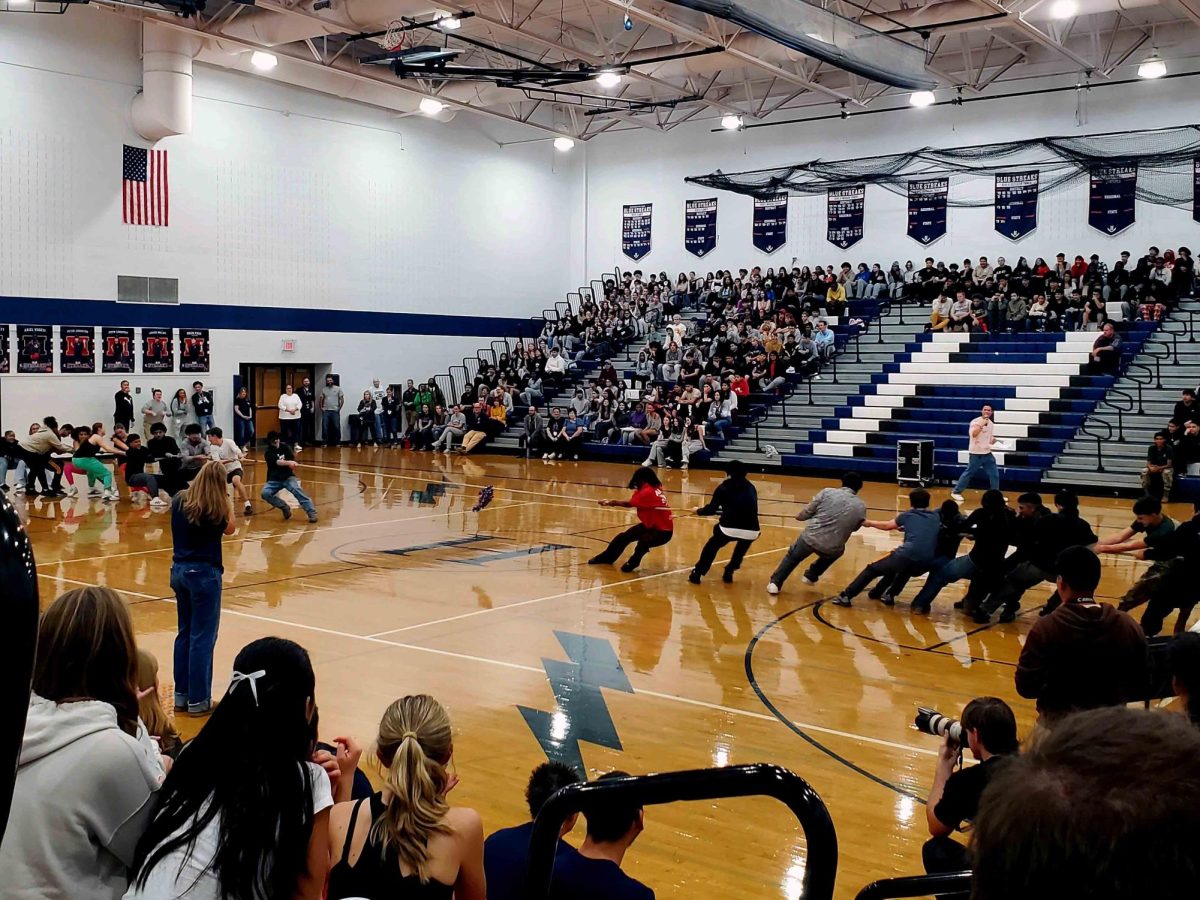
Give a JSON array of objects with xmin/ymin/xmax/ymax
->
[{"xmin": 0, "ymin": 587, "xmax": 165, "ymax": 900}]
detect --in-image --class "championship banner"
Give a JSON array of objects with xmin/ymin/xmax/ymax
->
[
  {"xmin": 142, "ymin": 327, "xmax": 174, "ymax": 373},
  {"xmin": 60, "ymin": 326, "xmax": 96, "ymax": 373},
  {"xmin": 1193, "ymin": 158, "xmax": 1199, "ymax": 224},
  {"xmin": 907, "ymin": 178, "xmax": 948, "ymax": 245},
  {"xmin": 994, "ymin": 171, "xmax": 1039, "ymax": 240},
  {"xmin": 827, "ymin": 185, "xmax": 865, "ymax": 250},
  {"xmin": 621, "ymin": 203, "xmax": 652, "ymax": 261},
  {"xmin": 16, "ymin": 325, "xmax": 52, "ymax": 374},
  {"xmin": 1088, "ymin": 165, "xmax": 1137, "ymax": 235},
  {"xmin": 684, "ymin": 198, "xmax": 718, "ymax": 258},
  {"xmin": 102, "ymin": 327, "xmax": 135, "ymax": 373},
  {"xmin": 0, "ymin": 325, "xmax": 9, "ymax": 374},
  {"xmin": 179, "ymin": 328, "xmax": 210, "ymax": 373},
  {"xmin": 752, "ymin": 193, "xmax": 788, "ymax": 254}
]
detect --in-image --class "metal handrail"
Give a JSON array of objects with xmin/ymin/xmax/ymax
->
[
  {"xmin": 1123, "ymin": 363, "xmax": 1152, "ymax": 414},
  {"xmin": 1144, "ymin": 334, "xmax": 1179, "ymax": 366},
  {"xmin": 526, "ymin": 764, "xmax": 838, "ymax": 900},
  {"xmin": 855, "ymin": 871, "xmax": 972, "ymax": 900},
  {"xmin": 1079, "ymin": 415, "xmax": 1114, "ymax": 473},
  {"xmin": 1097, "ymin": 387, "xmax": 1134, "ymax": 441}
]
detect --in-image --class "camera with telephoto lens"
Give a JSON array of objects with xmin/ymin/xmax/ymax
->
[{"xmin": 914, "ymin": 707, "xmax": 963, "ymax": 744}]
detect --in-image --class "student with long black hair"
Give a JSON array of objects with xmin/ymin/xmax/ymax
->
[
  {"xmin": 129, "ymin": 637, "xmax": 353, "ymax": 899},
  {"xmin": 588, "ymin": 467, "xmax": 674, "ymax": 573}
]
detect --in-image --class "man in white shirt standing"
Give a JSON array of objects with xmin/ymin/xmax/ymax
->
[
  {"xmin": 277, "ymin": 384, "xmax": 303, "ymax": 447},
  {"xmin": 206, "ymin": 426, "xmax": 252, "ymax": 515},
  {"xmin": 951, "ymin": 404, "xmax": 1000, "ymax": 502}
]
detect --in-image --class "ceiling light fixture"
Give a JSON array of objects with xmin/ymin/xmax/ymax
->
[
  {"xmin": 435, "ymin": 13, "xmax": 461, "ymax": 30},
  {"xmin": 250, "ymin": 51, "xmax": 278, "ymax": 71},
  {"xmin": 553, "ymin": 137, "xmax": 575, "ymax": 152},
  {"xmin": 1138, "ymin": 49, "xmax": 1167, "ymax": 79},
  {"xmin": 1049, "ymin": 0, "xmax": 1077, "ymax": 19},
  {"xmin": 419, "ymin": 97, "xmax": 447, "ymax": 115},
  {"xmin": 909, "ymin": 90, "xmax": 936, "ymax": 107},
  {"xmin": 594, "ymin": 71, "xmax": 622, "ymax": 89},
  {"xmin": 720, "ymin": 114, "xmax": 743, "ymax": 130}
]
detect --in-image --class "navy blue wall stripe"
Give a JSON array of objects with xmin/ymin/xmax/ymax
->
[{"xmin": 0, "ymin": 296, "xmax": 538, "ymax": 339}]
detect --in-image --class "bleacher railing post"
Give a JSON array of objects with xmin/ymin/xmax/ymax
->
[
  {"xmin": 831, "ymin": 350, "xmax": 839, "ymax": 384},
  {"xmin": 781, "ymin": 390, "xmax": 789, "ymax": 428},
  {"xmin": 1136, "ymin": 381, "xmax": 1144, "ymax": 415},
  {"xmin": 807, "ymin": 375, "xmax": 814, "ymax": 406},
  {"xmin": 1115, "ymin": 406, "xmax": 1124, "ymax": 442}
]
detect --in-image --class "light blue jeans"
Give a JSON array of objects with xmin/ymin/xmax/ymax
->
[
  {"xmin": 171, "ymin": 561, "xmax": 222, "ymax": 712},
  {"xmin": 954, "ymin": 452, "xmax": 999, "ymax": 493}
]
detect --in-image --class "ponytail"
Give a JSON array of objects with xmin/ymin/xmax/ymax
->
[{"xmin": 371, "ymin": 695, "xmax": 453, "ymax": 882}]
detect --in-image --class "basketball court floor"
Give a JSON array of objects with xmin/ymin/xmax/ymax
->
[{"xmin": 27, "ymin": 451, "xmax": 1183, "ymax": 898}]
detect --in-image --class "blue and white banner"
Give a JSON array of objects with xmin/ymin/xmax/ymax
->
[
  {"xmin": 621, "ymin": 203, "xmax": 652, "ymax": 261},
  {"xmin": 827, "ymin": 185, "xmax": 865, "ymax": 250},
  {"xmin": 907, "ymin": 177, "xmax": 948, "ymax": 245},
  {"xmin": 994, "ymin": 171, "xmax": 1039, "ymax": 240},
  {"xmin": 1088, "ymin": 165, "xmax": 1137, "ymax": 235},
  {"xmin": 1193, "ymin": 158, "xmax": 1200, "ymax": 224},
  {"xmin": 684, "ymin": 198, "xmax": 718, "ymax": 258},
  {"xmin": 752, "ymin": 193, "xmax": 788, "ymax": 254}
]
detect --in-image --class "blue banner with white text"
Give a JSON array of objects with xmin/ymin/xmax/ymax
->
[
  {"xmin": 684, "ymin": 198, "xmax": 718, "ymax": 258},
  {"xmin": 1088, "ymin": 165, "xmax": 1137, "ymax": 235},
  {"xmin": 827, "ymin": 185, "xmax": 865, "ymax": 250},
  {"xmin": 994, "ymin": 171, "xmax": 1038, "ymax": 240},
  {"xmin": 752, "ymin": 193, "xmax": 788, "ymax": 253},
  {"xmin": 622, "ymin": 203, "xmax": 652, "ymax": 261},
  {"xmin": 907, "ymin": 178, "xmax": 948, "ymax": 245}
]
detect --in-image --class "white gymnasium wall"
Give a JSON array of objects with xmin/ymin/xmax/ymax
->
[
  {"xmin": 0, "ymin": 10, "xmax": 583, "ymax": 434},
  {"xmin": 582, "ymin": 77, "xmax": 1200, "ymax": 276}
]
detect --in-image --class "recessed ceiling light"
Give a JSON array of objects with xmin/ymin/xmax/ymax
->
[
  {"xmin": 436, "ymin": 13, "xmax": 461, "ymax": 29},
  {"xmin": 1049, "ymin": 0, "xmax": 1077, "ymax": 19},
  {"xmin": 720, "ymin": 114, "xmax": 743, "ymax": 130},
  {"xmin": 553, "ymin": 137, "xmax": 575, "ymax": 152},
  {"xmin": 909, "ymin": 90, "xmax": 936, "ymax": 107},
  {"xmin": 419, "ymin": 97, "xmax": 447, "ymax": 115},
  {"xmin": 250, "ymin": 51, "xmax": 278, "ymax": 71},
  {"xmin": 594, "ymin": 71, "xmax": 622, "ymax": 89}
]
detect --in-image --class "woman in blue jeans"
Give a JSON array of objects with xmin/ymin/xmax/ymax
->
[{"xmin": 170, "ymin": 459, "xmax": 234, "ymax": 716}]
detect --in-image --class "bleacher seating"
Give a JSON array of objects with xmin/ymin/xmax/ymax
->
[{"xmin": 784, "ymin": 324, "xmax": 1158, "ymax": 485}]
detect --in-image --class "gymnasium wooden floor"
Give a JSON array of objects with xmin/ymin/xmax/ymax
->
[{"xmin": 26, "ymin": 449, "xmax": 1187, "ymax": 898}]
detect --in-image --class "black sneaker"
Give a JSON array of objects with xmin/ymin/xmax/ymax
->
[
  {"xmin": 911, "ymin": 603, "xmax": 931, "ymax": 614},
  {"xmin": 307, "ymin": 513, "xmax": 318, "ymax": 523},
  {"xmin": 587, "ymin": 555, "xmax": 609, "ymax": 565},
  {"xmin": 688, "ymin": 571, "xmax": 702, "ymax": 585},
  {"xmin": 880, "ymin": 593, "xmax": 896, "ymax": 607},
  {"xmin": 998, "ymin": 609, "xmax": 1017, "ymax": 624},
  {"xmin": 620, "ymin": 561, "xmax": 638, "ymax": 573},
  {"xmin": 830, "ymin": 595, "xmax": 852, "ymax": 607},
  {"xmin": 281, "ymin": 507, "xmax": 292, "ymax": 520},
  {"xmin": 972, "ymin": 610, "xmax": 992, "ymax": 625},
  {"xmin": 722, "ymin": 570, "xmax": 734, "ymax": 583}
]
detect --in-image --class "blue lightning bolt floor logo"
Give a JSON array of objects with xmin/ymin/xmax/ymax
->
[{"xmin": 519, "ymin": 632, "xmax": 634, "ymax": 776}]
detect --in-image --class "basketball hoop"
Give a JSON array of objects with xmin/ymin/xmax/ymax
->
[{"xmin": 374, "ymin": 19, "xmax": 406, "ymax": 52}]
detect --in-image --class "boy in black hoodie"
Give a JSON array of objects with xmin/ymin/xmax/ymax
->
[{"xmin": 689, "ymin": 460, "xmax": 760, "ymax": 584}]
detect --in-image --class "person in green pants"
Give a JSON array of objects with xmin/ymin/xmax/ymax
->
[{"xmin": 66, "ymin": 424, "xmax": 124, "ymax": 502}]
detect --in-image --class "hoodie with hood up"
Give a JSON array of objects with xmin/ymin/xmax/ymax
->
[{"xmin": 0, "ymin": 693, "xmax": 164, "ymax": 899}]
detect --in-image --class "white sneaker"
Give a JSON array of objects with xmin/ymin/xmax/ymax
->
[
  {"xmin": 243, "ymin": 501, "xmax": 253, "ymax": 515},
  {"xmin": 102, "ymin": 490, "xmax": 117, "ymax": 502},
  {"xmin": 950, "ymin": 492, "xmax": 964, "ymax": 503},
  {"xmin": 150, "ymin": 497, "xmax": 168, "ymax": 509},
  {"xmin": 681, "ymin": 461, "xmax": 688, "ymax": 470},
  {"xmin": 543, "ymin": 453, "xmax": 550, "ymax": 459},
  {"xmin": 88, "ymin": 487, "xmax": 103, "ymax": 497},
  {"xmin": 65, "ymin": 485, "xmax": 79, "ymax": 498},
  {"xmin": 641, "ymin": 460, "xmax": 652, "ymax": 467},
  {"xmin": 13, "ymin": 484, "xmax": 25, "ymax": 494},
  {"xmin": 767, "ymin": 583, "xmax": 780, "ymax": 595}
]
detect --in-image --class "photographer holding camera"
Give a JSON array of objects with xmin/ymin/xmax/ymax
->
[{"xmin": 923, "ymin": 697, "xmax": 1019, "ymax": 876}]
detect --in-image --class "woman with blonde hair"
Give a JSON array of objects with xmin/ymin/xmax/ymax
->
[
  {"xmin": 0, "ymin": 587, "xmax": 164, "ymax": 898},
  {"xmin": 170, "ymin": 459, "xmax": 234, "ymax": 716},
  {"xmin": 136, "ymin": 648, "xmax": 181, "ymax": 759},
  {"xmin": 326, "ymin": 694, "xmax": 485, "ymax": 899}
]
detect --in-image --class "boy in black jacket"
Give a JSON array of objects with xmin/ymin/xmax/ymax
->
[{"xmin": 689, "ymin": 460, "xmax": 760, "ymax": 584}]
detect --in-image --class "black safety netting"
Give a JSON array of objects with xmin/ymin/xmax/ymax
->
[{"xmin": 684, "ymin": 125, "xmax": 1200, "ymax": 209}]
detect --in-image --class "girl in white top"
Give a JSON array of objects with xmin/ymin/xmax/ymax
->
[{"xmin": 127, "ymin": 638, "xmax": 358, "ymax": 900}]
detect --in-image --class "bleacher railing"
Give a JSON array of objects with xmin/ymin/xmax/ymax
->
[
  {"xmin": 525, "ymin": 764, "xmax": 838, "ymax": 900},
  {"xmin": 854, "ymin": 871, "xmax": 972, "ymax": 899}
]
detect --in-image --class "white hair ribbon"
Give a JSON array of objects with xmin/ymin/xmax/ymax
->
[{"xmin": 227, "ymin": 669, "xmax": 267, "ymax": 705}]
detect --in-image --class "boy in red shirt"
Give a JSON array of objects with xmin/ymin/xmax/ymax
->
[{"xmin": 588, "ymin": 468, "xmax": 674, "ymax": 572}]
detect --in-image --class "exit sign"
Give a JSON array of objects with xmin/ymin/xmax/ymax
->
[{"xmin": 281, "ymin": 339, "xmax": 297, "ymax": 353}]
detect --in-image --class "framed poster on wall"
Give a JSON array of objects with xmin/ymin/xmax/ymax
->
[
  {"xmin": 17, "ymin": 325, "xmax": 53, "ymax": 373},
  {"xmin": 60, "ymin": 326, "xmax": 96, "ymax": 373},
  {"xmin": 179, "ymin": 328, "xmax": 210, "ymax": 373},
  {"xmin": 142, "ymin": 327, "xmax": 174, "ymax": 373},
  {"xmin": 0, "ymin": 325, "xmax": 9, "ymax": 374},
  {"xmin": 102, "ymin": 327, "xmax": 136, "ymax": 373}
]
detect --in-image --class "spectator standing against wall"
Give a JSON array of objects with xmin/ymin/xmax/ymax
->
[
  {"xmin": 114, "ymin": 380, "xmax": 135, "ymax": 432},
  {"xmin": 319, "ymin": 375, "xmax": 344, "ymax": 447},
  {"xmin": 277, "ymin": 383, "xmax": 302, "ymax": 447},
  {"xmin": 141, "ymin": 388, "xmax": 168, "ymax": 436},
  {"xmin": 298, "ymin": 376, "xmax": 316, "ymax": 447},
  {"xmin": 191, "ymin": 381, "xmax": 215, "ymax": 433}
]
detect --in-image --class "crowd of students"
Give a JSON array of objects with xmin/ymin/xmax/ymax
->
[
  {"xmin": 0, "ymin": 585, "xmax": 657, "ymax": 900},
  {"xmin": 1141, "ymin": 388, "xmax": 1200, "ymax": 500}
]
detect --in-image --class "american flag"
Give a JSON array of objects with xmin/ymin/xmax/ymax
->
[{"xmin": 122, "ymin": 144, "xmax": 169, "ymax": 226}]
